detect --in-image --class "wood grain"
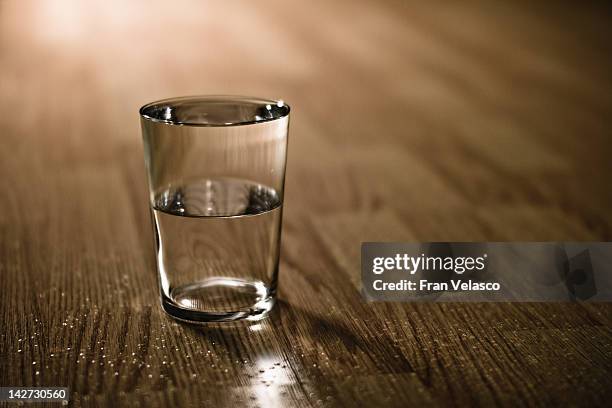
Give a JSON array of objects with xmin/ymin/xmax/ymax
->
[{"xmin": 1, "ymin": 0, "xmax": 611, "ymax": 406}]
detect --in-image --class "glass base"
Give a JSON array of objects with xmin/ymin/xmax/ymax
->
[{"xmin": 161, "ymin": 277, "xmax": 276, "ymax": 323}]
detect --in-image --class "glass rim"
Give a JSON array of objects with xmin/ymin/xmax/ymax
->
[{"xmin": 139, "ymin": 95, "xmax": 290, "ymax": 127}]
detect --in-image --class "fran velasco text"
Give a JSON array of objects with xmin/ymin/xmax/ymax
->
[
  {"xmin": 370, "ymin": 252, "xmax": 501, "ymax": 293},
  {"xmin": 362, "ymin": 242, "xmax": 612, "ymax": 302}
]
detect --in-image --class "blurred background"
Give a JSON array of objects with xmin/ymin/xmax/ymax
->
[
  {"xmin": 1, "ymin": 0, "xmax": 612, "ymax": 406},
  {"xmin": 1, "ymin": 0, "xmax": 610, "ymax": 241}
]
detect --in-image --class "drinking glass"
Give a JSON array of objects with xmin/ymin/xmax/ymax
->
[{"xmin": 139, "ymin": 96, "xmax": 290, "ymax": 323}]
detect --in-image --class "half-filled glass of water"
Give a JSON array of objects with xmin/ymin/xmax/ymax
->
[{"xmin": 140, "ymin": 96, "xmax": 290, "ymax": 323}]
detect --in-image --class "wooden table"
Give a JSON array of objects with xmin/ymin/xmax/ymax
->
[{"xmin": 1, "ymin": 0, "xmax": 611, "ymax": 406}]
